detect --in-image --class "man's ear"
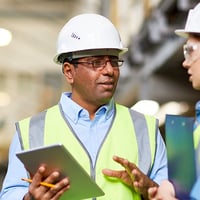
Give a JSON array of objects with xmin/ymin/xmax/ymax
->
[{"xmin": 62, "ymin": 62, "xmax": 74, "ymax": 84}]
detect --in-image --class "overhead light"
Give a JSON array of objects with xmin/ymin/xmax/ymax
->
[
  {"xmin": 157, "ymin": 101, "xmax": 189, "ymax": 115},
  {"xmin": 0, "ymin": 28, "xmax": 12, "ymax": 46},
  {"xmin": 131, "ymin": 100, "xmax": 160, "ymax": 115},
  {"xmin": 155, "ymin": 101, "xmax": 190, "ymax": 126}
]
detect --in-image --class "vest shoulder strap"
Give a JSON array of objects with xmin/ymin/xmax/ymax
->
[{"xmin": 116, "ymin": 104, "xmax": 157, "ymax": 174}]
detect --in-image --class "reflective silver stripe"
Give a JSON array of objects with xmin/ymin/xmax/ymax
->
[
  {"xmin": 29, "ymin": 110, "xmax": 47, "ymax": 148},
  {"xmin": 129, "ymin": 109, "xmax": 152, "ymax": 174},
  {"xmin": 16, "ymin": 122, "xmax": 24, "ymax": 150}
]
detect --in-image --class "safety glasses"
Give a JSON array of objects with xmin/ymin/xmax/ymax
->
[{"xmin": 183, "ymin": 43, "xmax": 200, "ymax": 64}]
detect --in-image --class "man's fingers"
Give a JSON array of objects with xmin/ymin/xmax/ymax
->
[{"xmin": 102, "ymin": 168, "xmax": 124, "ymax": 178}]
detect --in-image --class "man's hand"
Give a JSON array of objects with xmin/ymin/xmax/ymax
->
[
  {"xmin": 23, "ymin": 165, "xmax": 70, "ymax": 200},
  {"xmin": 102, "ymin": 155, "xmax": 158, "ymax": 200}
]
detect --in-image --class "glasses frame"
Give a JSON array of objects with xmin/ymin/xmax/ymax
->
[{"xmin": 69, "ymin": 58, "xmax": 124, "ymax": 69}]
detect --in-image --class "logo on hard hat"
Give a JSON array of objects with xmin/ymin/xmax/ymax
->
[{"xmin": 71, "ymin": 32, "xmax": 80, "ymax": 40}]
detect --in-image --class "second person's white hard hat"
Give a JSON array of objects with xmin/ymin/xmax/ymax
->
[
  {"xmin": 54, "ymin": 13, "xmax": 128, "ymax": 64},
  {"xmin": 175, "ymin": 3, "xmax": 200, "ymax": 38}
]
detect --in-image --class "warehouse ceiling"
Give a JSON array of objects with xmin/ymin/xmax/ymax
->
[
  {"xmin": 0, "ymin": 0, "xmax": 199, "ymax": 106},
  {"xmin": 117, "ymin": 0, "xmax": 200, "ymax": 107},
  {"xmin": 0, "ymin": 0, "xmax": 81, "ymax": 72}
]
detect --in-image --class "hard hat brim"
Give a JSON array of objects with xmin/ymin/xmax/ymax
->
[
  {"xmin": 175, "ymin": 29, "xmax": 200, "ymax": 38},
  {"xmin": 174, "ymin": 29, "xmax": 189, "ymax": 38},
  {"xmin": 54, "ymin": 48, "xmax": 128, "ymax": 64}
]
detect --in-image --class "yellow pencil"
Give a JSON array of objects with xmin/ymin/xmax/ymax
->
[{"xmin": 21, "ymin": 178, "xmax": 55, "ymax": 188}]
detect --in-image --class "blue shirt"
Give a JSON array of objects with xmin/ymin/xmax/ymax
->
[{"xmin": 0, "ymin": 92, "xmax": 168, "ymax": 199}]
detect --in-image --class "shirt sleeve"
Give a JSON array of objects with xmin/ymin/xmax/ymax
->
[
  {"xmin": 149, "ymin": 129, "xmax": 168, "ymax": 185},
  {"xmin": 0, "ymin": 132, "xmax": 29, "ymax": 200}
]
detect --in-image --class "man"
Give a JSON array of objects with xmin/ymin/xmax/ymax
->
[
  {"xmin": 0, "ymin": 13, "xmax": 167, "ymax": 200},
  {"xmin": 148, "ymin": 3, "xmax": 200, "ymax": 200}
]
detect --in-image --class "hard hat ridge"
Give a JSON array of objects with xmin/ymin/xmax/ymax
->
[{"xmin": 175, "ymin": 3, "xmax": 200, "ymax": 38}]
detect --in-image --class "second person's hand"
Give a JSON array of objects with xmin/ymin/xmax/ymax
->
[{"xmin": 148, "ymin": 180, "xmax": 178, "ymax": 200}]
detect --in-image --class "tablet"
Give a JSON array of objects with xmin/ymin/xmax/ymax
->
[
  {"xmin": 165, "ymin": 115, "xmax": 196, "ymax": 199},
  {"xmin": 16, "ymin": 143, "xmax": 104, "ymax": 199}
]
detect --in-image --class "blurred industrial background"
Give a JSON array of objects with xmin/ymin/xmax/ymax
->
[{"xmin": 0, "ymin": 0, "xmax": 199, "ymax": 189}]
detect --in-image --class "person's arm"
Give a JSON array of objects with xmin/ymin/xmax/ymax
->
[
  {"xmin": 0, "ymin": 133, "xmax": 29, "ymax": 200},
  {"xmin": 149, "ymin": 130, "xmax": 168, "ymax": 184},
  {"xmin": 0, "ymin": 133, "xmax": 70, "ymax": 200}
]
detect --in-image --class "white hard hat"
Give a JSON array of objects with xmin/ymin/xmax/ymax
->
[
  {"xmin": 175, "ymin": 3, "xmax": 200, "ymax": 38},
  {"xmin": 54, "ymin": 13, "xmax": 128, "ymax": 64}
]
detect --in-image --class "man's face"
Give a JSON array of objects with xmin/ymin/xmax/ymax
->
[
  {"xmin": 182, "ymin": 35, "xmax": 200, "ymax": 90},
  {"xmin": 63, "ymin": 55, "xmax": 121, "ymax": 107}
]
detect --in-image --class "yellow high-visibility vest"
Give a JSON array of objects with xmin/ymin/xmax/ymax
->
[{"xmin": 16, "ymin": 104, "xmax": 157, "ymax": 200}]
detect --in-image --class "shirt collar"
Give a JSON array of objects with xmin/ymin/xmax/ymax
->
[{"xmin": 59, "ymin": 92, "xmax": 115, "ymax": 123}]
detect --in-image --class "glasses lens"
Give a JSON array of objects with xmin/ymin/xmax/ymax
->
[
  {"xmin": 183, "ymin": 43, "xmax": 198, "ymax": 62},
  {"xmin": 110, "ymin": 59, "xmax": 124, "ymax": 67},
  {"xmin": 110, "ymin": 59, "xmax": 119, "ymax": 67},
  {"xmin": 71, "ymin": 57, "xmax": 124, "ymax": 69},
  {"xmin": 92, "ymin": 59, "xmax": 123, "ymax": 68},
  {"xmin": 183, "ymin": 44, "xmax": 192, "ymax": 59},
  {"xmin": 118, "ymin": 60, "xmax": 124, "ymax": 67},
  {"xmin": 93, "ymin": 60, "xmax": 105, "ymax": 68}
]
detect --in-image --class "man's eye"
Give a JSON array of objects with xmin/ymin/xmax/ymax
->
[
  {"xmin": 92, "ymin": 60, "xmax": 104, "ymax": 68},
  {"xmin": 111, "ymin": 59, "xmax": 118, "ymax": 63},
  {"xmin": 93, "ymin": 60, "xmax": 103, "ymax": 65}
]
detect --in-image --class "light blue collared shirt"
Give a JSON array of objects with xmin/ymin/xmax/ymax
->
[{"xmin": 0, "ymin": 92, "xmax": 168, "ymax": 199}]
